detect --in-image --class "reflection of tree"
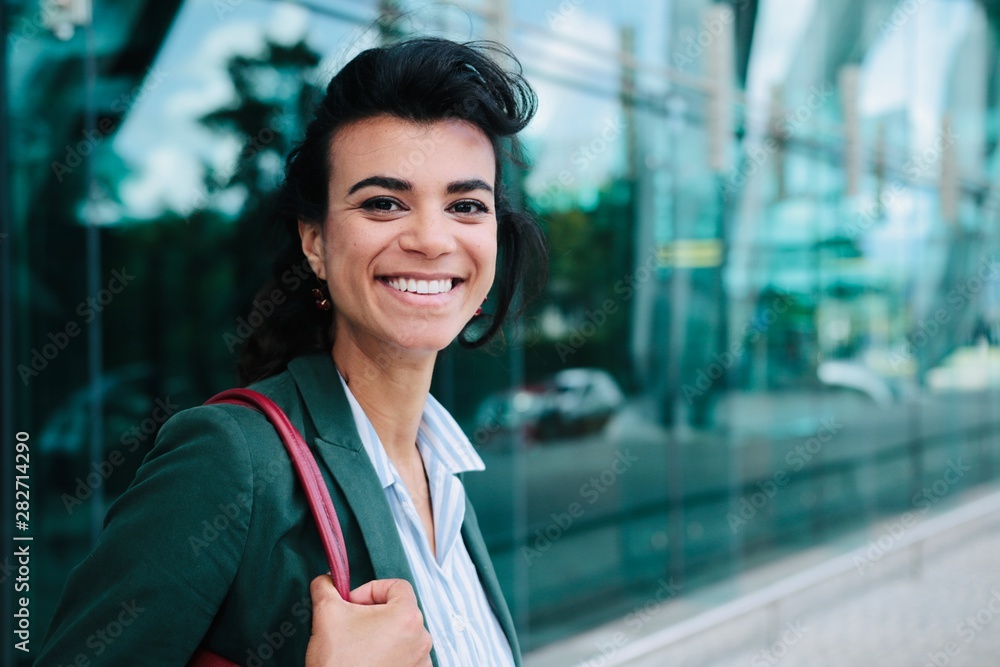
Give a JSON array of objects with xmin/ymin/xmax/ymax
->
[
  {"xmin": 182, "ymin": 38, "xmax": 321, "ymax": 388},
  {"xmin": 199, "ymin": 39, "xmax": 321, "ymax": 214},
  {"xmin": 30, "ymin": 33, "xmax": 321, "ymax": 547},
  {"xmin": 525, "ymin": 178, "xmax": 634, "ymax": 382},
  {"xmin": 114, "ymin": 37, "xmax": 321, "ymax": 400},
  {"xmin": 545, "ymin": 207, "xmax": 617, "ymax": 310}
]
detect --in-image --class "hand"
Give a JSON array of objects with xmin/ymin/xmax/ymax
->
[{"xmin": 305, "ymin": 575, "xmax": 433, "ymax": 667}]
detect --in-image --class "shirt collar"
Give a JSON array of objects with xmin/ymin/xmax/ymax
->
[{"xmin": 337, "ymin": 372, "xmax": 485, "ymax": 490}]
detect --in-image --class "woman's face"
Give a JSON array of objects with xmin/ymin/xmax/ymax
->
[{"xmin": 300, "ymin": 115, "xmax": 498, "ymax": 359}]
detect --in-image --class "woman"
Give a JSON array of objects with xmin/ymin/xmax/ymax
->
[{"xmin": 35, "ymin": 37, "xmax": 546, "ymax": 666}]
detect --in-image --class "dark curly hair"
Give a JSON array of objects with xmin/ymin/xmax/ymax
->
[{"xmin": 237, "ymin": 37, "xmax": 547, "ymax": 385}]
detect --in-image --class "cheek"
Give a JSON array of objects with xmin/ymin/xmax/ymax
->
[{"xmin": 326, "ymin": 225, "xmax": 374, "ymax": 278}]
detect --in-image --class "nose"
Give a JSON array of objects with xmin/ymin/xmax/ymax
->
[{"xmin": 398, "ymin": 209, "xmax": 457, "ymax": 259}]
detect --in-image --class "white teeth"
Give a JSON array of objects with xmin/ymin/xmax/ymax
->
[{"xmin": 384, "ymin": 277, "xmax": 454, "ymax": 295}]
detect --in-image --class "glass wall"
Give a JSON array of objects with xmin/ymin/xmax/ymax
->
[{"xmin": 4, "ymin": 0, "xmax": 1000, "ymax": 662}]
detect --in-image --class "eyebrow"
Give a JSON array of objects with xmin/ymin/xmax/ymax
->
[
  {"xmin": 446, "ymin": 178, "xmax": 494, "ymax": 195},
  {"xmin": 346, "ymin": 175, "xmax": 494, "ymax": 196}
]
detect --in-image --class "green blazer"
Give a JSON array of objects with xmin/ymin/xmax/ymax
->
[{"xmin": 35, "ymin": 353, "xmax": 521, "ymax": 666}]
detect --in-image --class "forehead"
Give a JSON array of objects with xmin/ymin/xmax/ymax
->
[{"xmin": 328, "ymin": 115, "xmax": 497, "ymax": 185}]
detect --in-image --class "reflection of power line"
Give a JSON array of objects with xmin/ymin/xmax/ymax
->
[{"xmin": 280, "ymin": 0, "xmax": 996, "ymax": 205}]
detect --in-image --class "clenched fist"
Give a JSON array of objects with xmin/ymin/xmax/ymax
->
[{"xmin": 305, "ymin": 575, "xmax": 433, "ymax": 667}]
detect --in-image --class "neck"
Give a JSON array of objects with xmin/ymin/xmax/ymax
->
[{"xmin": 331, "ymin": 334, "xmax": 435, "ymax": 464}]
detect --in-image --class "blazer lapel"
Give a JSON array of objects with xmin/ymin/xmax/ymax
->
[
  {"xmin": 462, "ymin": 494, "xmax": 523, "ymax": 666},
  {"xmin": 285, "ymin": 354, "xmax": 443, "ymax": 666},
  {"xmin": 287, "ymin": 353, "xmax": 518, "ymax": 666},
  {"xmin": 284, "ymin": 354, "xmax": 413, "ymax": 583}
]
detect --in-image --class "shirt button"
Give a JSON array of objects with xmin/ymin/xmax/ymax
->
[{"xmin": 451, "ymin": 614, "xmax": 468, "ymax": 632}]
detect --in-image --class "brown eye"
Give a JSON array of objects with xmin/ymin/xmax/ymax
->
[
  {"xmin": 362, "ymin": 197, "xmax": 404, "ymax": 213},
  {"xmin": 450, "ymin": 200, "xmax": 490, "ymax": 215}
]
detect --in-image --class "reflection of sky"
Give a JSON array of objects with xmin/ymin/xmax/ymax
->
[
  {"xmin": 733, "ymin": 0, "xmax": 976, "ymax": 306},
  {"xmin": 743, "ymin": 0, "xmax": 817, "ymax": 137},
  {"xmin": 858, "ymin": 0, "xmax": 973, "ymax": 272},
  {"xmin": 517, "ymin": 0, "xmax": 667, "ymax": 207},
  {"xmin": 114, "ymin": 0, "xmax": 657, "ymax": 219},
  {"xmin": 114, "ymin": 0, "xmax": 375, "ymax": 219}
]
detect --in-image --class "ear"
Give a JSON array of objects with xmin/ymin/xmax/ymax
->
[{"xmin": 298, "ymin": 220, "xmax": 326, "ymax": 281}]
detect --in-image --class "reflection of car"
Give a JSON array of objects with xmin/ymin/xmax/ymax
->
[
  {"xmin": 817, "ymin": 360, "xmax": 895, "ymax": 405},
  {"xmin": 473, "ymin": 387, "xmax": 550, "ymax": 442},
  {"xmin": 474, "ymin": 368, "xmax": 625, "ymax": 443}
]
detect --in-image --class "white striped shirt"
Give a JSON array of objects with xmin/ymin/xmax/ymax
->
[{"xmin": 338, "ymin": 373, "xmax": 516, "ymax": 667}]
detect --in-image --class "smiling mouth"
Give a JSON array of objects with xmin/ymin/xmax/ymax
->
[{"xmin": 378, "ymin": 276, "xmax": 459, "ymax": 295}]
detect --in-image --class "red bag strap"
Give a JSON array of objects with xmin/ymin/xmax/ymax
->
[{"xmin": 205, "ymin": 388, "xmax": 351, "ymax": 599}]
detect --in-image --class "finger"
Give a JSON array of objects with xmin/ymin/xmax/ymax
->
[{"xmin": 348, "ymin": 578, "xmax": 416, "ymax": 606}]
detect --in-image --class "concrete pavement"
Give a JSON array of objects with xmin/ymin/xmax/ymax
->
[{"xmin": 525, "ymin": 483, "xmax": 1000, "ymax": 667}]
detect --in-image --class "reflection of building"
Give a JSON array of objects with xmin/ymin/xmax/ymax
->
[{"xmin": 5, "ymin": 0, "xmax": 1000, "ymax": 662}]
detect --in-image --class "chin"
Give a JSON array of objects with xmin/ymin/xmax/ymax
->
[{"xmin": 389, "ymin": 323, "xmax": 467, "ymax": 354}]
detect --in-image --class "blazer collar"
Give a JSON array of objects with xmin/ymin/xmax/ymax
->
[
  {"xmin": 286, "ymin": 354, "xmax": 437, "ymax": 665},
  {"xmin": 284, "ymin": 353, "xmax": 521, "ymax": 665},
  {"xmin": 285, "ymin": 353, "xmax": 363, "ymax": 451},
  {"xmin": 285, "ymin": 353, "xmax": 421, "ymax": 582}
]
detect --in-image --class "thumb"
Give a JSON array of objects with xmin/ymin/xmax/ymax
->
[
  {"xmin": 309, "ymin": 573, "xmax": 346, "ymax": 610},
  {"xmin": 348, "ymin": 578, "xmax": 417, "ymax": 606}
]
